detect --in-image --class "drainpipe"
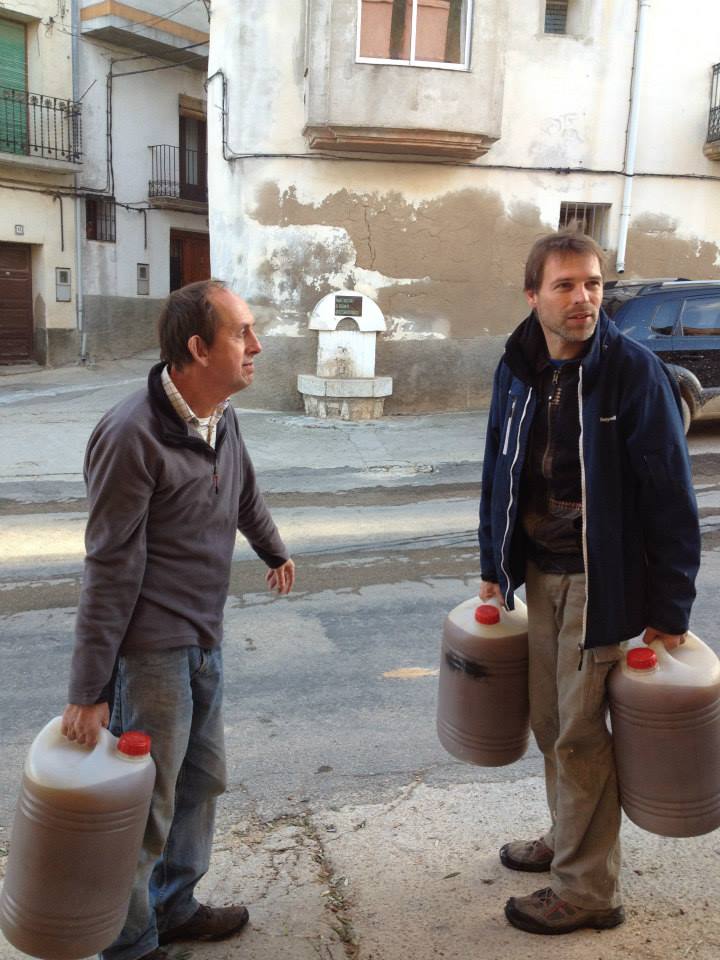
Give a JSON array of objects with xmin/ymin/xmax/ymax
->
[
  {"xmin": 616, "ymin": 0, "xmax": 651, "ymax": 274},
  {"xmin": 71, "ymin": 0, "xmax": 87, "ymax": 361}
]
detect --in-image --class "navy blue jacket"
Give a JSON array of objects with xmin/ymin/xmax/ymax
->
[{"xmin": 479, "ymin": 310, "xmax": 701, "ymax": 649}]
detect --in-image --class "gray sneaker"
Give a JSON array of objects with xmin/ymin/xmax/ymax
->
[
  {"xmin": 505, "ymin": 887, "xmax": 625, "ymax": 935},
  {"xmin": 499, "ymin": 837, "xmax": 553, "ymax": 872}
]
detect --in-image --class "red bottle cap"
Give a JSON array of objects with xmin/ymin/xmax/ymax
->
[
  {"xmin": 627, "ymin": 648, "xmax": 658, "ymax": 671},
  {"xmin": 117, "ymin": 731, "xmax": 152, "ymax": 756},
  {"xmin": 475, "ymin": 604, "xmax": 501, "ymax": 625}
]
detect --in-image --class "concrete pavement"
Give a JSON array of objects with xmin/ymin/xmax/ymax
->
[
  {"xmin": 0, "ymin": 353, "xmax": 718, "ymax": 960},
  {"xmin": 0, "ymin": 350, "xmax": 486, "ymax": 496}
]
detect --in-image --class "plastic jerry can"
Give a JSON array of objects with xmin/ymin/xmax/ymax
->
[
  {"xmin": 437, "ymin": 596, "xmax": 529, "ymax": 766},
  {"xmin": 608, "ymin": 633, "xmax": 720, "ymax": 838},
  {"xmin": 0, "ymin": 717, "xmax": 156, "ymax": 960}
]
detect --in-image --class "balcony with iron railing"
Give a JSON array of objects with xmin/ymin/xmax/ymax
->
[
  {"xmin": 148, "ymin": 144, "xmax": 208, "ymax": 211},
  {"xmin": 0, "ymin": 87, "xmax": 82, "ymax": 169},
  {"xmin": 704, "ymin": 63, "xmax": 720, "ymax": 159}
]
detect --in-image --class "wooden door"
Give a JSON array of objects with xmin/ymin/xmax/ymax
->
[
  {"xmin": 0, "ymin": 242, "xmax": 33, "ymax": 363},
  {"xmin": 169, "ymin": 230, "xmax": 210, "ymax": 290}
]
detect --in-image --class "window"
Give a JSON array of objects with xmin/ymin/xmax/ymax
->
[
  {"xmin": 545, "ymin": 0, "xmax": 569, "ymax": 34},
  {"xmin": 179, "ymin": 115, "xmax": 207, "ymax": 202},
  {"xmin": 649, "ymin": 301, "xmax": 678, "ymax": 337},
  {"xmin": 0, "ymin": 17, "xmax": 27, "ymax": 156},
  {"xmin": 558, "ymin": 202, "xmax": 610, "ymax": 247},
  {"xmin": 137, "ymin": 263, "xmax": 149, "ymax": 296},
  {"xmin": 86, "ymin": 198, "xmax": 116, "ymax": 243},
  {"xmin": 680, "ymin": 297, "xmax": 720, "ymax": 336},
  {"xmin": 357, "ymin": 0, "xmax": 472, "ymax": 69}
]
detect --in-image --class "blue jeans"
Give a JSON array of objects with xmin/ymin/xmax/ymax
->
[{"xmin": 102, "ymin": 647, "xmax": 227, "ymax": 960}]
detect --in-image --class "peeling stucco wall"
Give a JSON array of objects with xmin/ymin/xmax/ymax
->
[
  {"xmin": 625, "ymin": 215, "xmax": 720, "ymax": 280},
  {"xmin": 251, "ymin": 183, "xmax": 545, "ymax": 338},
  {"xmin": 208, "ymin": 0, "xmax": 720, "ymax": 413}
]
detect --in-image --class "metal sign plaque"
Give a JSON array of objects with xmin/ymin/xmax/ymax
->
[{"xmin": 334, "ymin": 295, "xmax": 363, "ymax": 317}]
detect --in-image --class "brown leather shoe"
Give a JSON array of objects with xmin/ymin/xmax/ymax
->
[
  {"xmin": 138, "ymin": 951, "xmax": 170, "ymax": 960},
  {"xmin": 158, "ymin": 903, "xmax": 250, "ymax": 944},
  {"xmin": 505, "ymin": 887, "xmax": 625, "ymax": 935},
  {"xmin": 499, "ymin": 837, "xmax": 554, "ymax": 873}
]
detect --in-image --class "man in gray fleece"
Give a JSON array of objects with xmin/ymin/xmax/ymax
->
[{"xmin": 61, "ymin": 280, "xmax": 295, "ymax": 960}]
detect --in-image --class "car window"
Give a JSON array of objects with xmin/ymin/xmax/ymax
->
[
  {"xmin": 616, "ymin": 298, "xmax": 676, "ymax": 339},
  {"xmin": 649, "ymin": 301, "xmax": 678, "ymax": 336},
  {"xmin": 680, "ymin": 296, "xmax": 720, "ymax": 336}
]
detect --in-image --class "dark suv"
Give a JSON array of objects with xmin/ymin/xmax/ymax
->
[{"xmin": 603, "ymin": 279, "xmax": 720, "ymax": 431}]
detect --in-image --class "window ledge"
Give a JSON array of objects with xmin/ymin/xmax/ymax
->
[
  {"xmin": 703, "ymin": 140, "xmax": 720, "ymax": 160},
  {"xmin": 148, "ymin": 197, "xmax": 208, "ymax": 214},
  {"xmin": 303, "ymin": 124, "xmax": 496, "ymax": 161},
  {"xmin": 0, "ymin": 152, "xmax": 81, "ymax": 174}
]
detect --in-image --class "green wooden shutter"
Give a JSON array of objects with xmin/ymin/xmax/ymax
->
[{"xmin": 0, "ymin": 18, "xmax": 27, "ymax": 155}]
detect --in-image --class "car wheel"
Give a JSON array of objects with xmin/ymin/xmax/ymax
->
[{"xmin": 680, "ymin": 396, "xmax": 692, "ymax": 434}]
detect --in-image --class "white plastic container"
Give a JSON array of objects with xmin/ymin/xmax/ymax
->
[
  {"xmin": 437, "ymin": 596, "xmax": 529, "ymax": 766},
  {"xmin": 609, "ymin": 633, "xmax": 720, "ymax": 837},
  {"xmin": 0, "ymin": 717, "xmax": 156, "ymax": 960}
]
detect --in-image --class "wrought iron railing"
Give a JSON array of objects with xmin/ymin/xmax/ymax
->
[
  {"xmin": 0, "ymin": 87, "xmax": 82, "ymax": 162},
  {"xmin": 708, "ymin": 63, "xmax": 720, "ymax": 143},
  {"xmin": 149, "ymin": 144, "xmax": 207, "ymax": 203}
]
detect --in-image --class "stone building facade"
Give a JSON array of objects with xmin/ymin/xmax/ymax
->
[{"xmin": 207, "ymin": 0, "xmax": 720, "ymax": 412}]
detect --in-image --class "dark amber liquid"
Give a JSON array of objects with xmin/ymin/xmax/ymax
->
[{"xmin": 0, "ymin": 767, "xmax": 153, "ymax": 960}]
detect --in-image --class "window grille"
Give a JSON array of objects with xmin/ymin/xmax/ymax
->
[
  {"xmin": 708, "ymin": 63, "xmax": 720, "ymax": 143},
  {"xmin": 558, "ymin": 202, "xmax": 610, "ymax": 247},
  {"xmin": 86, "ymin": 198, "xmax": 116, "ymax": 243},
  {"xmin": 357, "ymin": 0, "xmax": 471, "ymax": 69},
  {"xmin": 545, "ymin": 0, "xmax": 569, "ymax": 35}
]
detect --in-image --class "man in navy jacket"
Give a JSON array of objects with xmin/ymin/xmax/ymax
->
[{"xmin": 479, "ymin": 231, "xmax": 700, "ymax": 934}]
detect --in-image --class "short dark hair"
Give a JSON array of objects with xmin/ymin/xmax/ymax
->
[
  {"xmin": 524, "ymin": 230, "xmax": 606, "ymax": 293},
  {"xmin": 158, "ymin": 279, "xmax": 228, "ymax": 369}
]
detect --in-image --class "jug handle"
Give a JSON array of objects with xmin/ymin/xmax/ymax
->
[
  {"xmin": 41, "ymin": 716, "xmax": 115, "ymax": 753},
  {"xmin": 647, "ymin": 632, "xmax": 703, "ymax": 666},
  {"xmin": 479, "ymin": 596, "xmax": 504, "ymax": 612}
]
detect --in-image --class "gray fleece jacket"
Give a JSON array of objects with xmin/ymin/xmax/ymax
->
[{"xmin": 68, "ymin": 362, "xmax": 289, "ymax": 705}]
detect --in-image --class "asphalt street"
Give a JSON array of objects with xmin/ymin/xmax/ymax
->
[{"xmin": 1, "ymin": 354, "xmax": 719, "ymax": 960}]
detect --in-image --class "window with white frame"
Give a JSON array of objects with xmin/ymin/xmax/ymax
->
[
  {"xmin": 357, "ymin": 0, "xmax": 472, "ymax": 70},
  {"xmin": 558, "ymin": 202, "xmax": 610, "ymax": 247}
]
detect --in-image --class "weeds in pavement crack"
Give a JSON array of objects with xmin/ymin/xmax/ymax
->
[{"xmin": 302, "ymin": 814, "xmax": 359, "ymax": 958}]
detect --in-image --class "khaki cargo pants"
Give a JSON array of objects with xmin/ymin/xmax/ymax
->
[{"xmin": 525, "ymin": 560, "xmax": 623, "ymax": 910}]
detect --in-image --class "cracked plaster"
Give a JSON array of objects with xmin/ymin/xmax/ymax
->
[{"xmin": 250, "ymin": 183, "xmax": 542, "ymax": 338}]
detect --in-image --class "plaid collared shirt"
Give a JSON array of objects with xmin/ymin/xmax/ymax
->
[{"xmin": 161, "ymin": 365, "xmax": 228, "ymax": 449}]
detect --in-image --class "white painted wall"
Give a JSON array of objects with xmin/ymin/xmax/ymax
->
[
  {"xmin": 0, "ymin": 183, "xmax": 77, "ymax": 332},
  {"xmin": 207, "ymin": 0, "xmax": 306, "ymax": 154},
  {"xmin": 489, "ymin": 1, "xmax": 634, "ymax": 169},
  {"xmin": 79, "ymin": 38, "xmax": 209, "ymax": 297}
]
